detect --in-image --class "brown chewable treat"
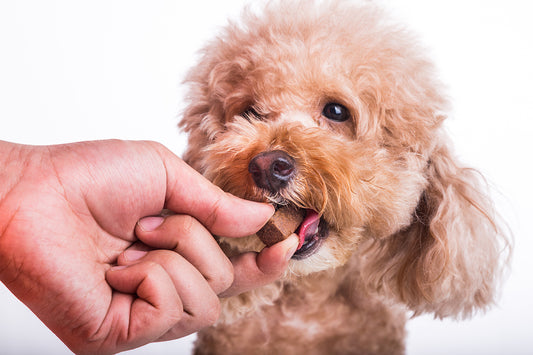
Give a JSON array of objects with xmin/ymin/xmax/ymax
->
[{"xmin": 256, "ymin": 206, "xmax": 305, "ymax": 246}]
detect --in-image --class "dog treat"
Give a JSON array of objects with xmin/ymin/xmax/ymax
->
[{"xmin": 256, "ymin": 206, "xmax": 305, "ymax": 246}]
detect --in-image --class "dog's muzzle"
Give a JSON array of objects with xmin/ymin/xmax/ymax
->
[{"xmin": 249, "ymin": 150, "xmax": 329, "ymax": 259}]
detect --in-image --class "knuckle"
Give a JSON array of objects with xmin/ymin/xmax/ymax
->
[
  {"xmin": 138, "ymin": 260, "xmax": 168, "ymax": 281},
  {"xmin": 204, "ymin": 192, "xmax": 224, "ymax": 231},
  {"xmin": 143, "ymin": 250, "xmax": 177, "ymax": 272},
  {"xmin": 214, "ymin": 259, "xmax": 235, "ymax": 293},
  {"xmin": 200, "ymin": 295, "xmax": 221, "ymax": 327},
  {"xmin": 142, "ymin": 259, "xmax": 161, "ymax": 271},
  {"xmin": 167, "ymin": 305, "xmax": 185, "ymax": 325},
  {"xmin": 144, "ymin": 140, "xmax": 171, "ymax": 157},
  {"xmin": 179, "ymin": 214, "xmax": 197, "ymax": 239}
]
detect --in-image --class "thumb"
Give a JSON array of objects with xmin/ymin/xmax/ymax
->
[
  {"xmin": 219, "ymin": 234, "xmax": 299, "ymax": 297},
  {"xmin": 153, "ymin": 143, "xmax": 274, "ymax": 237}
]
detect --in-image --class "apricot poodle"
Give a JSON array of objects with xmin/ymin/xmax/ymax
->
[{"xmin": 179, "ymin": 1, "xmax": 510, "ymax": 353}]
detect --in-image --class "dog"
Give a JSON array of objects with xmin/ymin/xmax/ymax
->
[{"xmin": 179, "ymin": 1, "xmax": 510, "ymax": 353}]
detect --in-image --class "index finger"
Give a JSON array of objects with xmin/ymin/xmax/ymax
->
[{"xmin": 153, "ymin": 144, "xmax": 275, "ymax": 238}]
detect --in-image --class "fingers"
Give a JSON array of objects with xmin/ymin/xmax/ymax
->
[
  {"xmin": 133, "ymin": 214, "xmax": 234, "ymax": 294},
  {"xmin": 104, "ymin": 262, "xmax": 184, "ymax": 351},
  {"xmin": 219, "ymin": 234, "xmax": 299, "ymax": 298},
  {"xmin": 106, "ymin": 207, "xmax": 298, "ymax": 349},
  {"xmin": 108, "ymin": 212, "xmax": 235, "ymax": 341},
  {"xmin": 150, "ymin": 143, "xmax": 275, "ymax": 238},
  {"xmin": 121, "ymin": 250, "xmax": 221, "ymax": 328},
  {"xmin": 107, "ymin": 250, "xmax": 221, "ymax": 345},
  {"xmin": 128, "ymin": 213, "xmax": 298, "ymax": 299}
]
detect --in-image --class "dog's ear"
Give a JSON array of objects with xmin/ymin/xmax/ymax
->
[{"xmin": 363, "ymin": 142, "xmax": 511, "ymax": 318}]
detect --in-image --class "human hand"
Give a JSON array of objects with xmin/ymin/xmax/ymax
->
[{"xmin": 0, "ymin": 140, "xmax": 298, "ymax": 354}]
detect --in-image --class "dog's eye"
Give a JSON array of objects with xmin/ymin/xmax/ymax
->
[{"xmin": 322, "ymin": 103, "xmax": 350, "ymax": 122}]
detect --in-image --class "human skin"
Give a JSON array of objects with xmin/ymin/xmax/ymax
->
[{"xmin": 0, "ymin": 139, "xmax": 298, "ymax": 354}]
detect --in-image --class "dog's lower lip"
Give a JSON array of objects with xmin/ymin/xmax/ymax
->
[{"xmin": 292, "ymin": 214, "xmax": 328, "ymax": 260}]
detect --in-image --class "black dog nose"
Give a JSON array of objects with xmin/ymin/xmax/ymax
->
[{"xmin": 248, "ymin": 150, "xmax": 295, "ymax": 193}]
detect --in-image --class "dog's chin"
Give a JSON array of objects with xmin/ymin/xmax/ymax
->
[
  {"xmin": 288, "ymin": 221, "xmax": 361, "ymax": 276},
  {"xmin": 288, "ymin": 235, "xmax": 352, "ymax": 276},
  {"xmin": 219, "ymin": 225, "xmax": 353, "ymax": 278}
]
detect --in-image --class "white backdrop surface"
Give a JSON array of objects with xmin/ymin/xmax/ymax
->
[{"xmin": 1, "ymin": 1, "xmax": 531, "ymax": 354}]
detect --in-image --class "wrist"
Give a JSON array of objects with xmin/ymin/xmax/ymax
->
[
  {"xmin": 0, "ymin": 141, "xmax": 40, "ymax": 278},
  {"xmin": 0, "ymin": 141, "xmax": 30, "ymax": 202}
]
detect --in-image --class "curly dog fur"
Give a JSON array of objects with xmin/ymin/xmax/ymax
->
[{"xmin": 179, "ymin": 1, "xmax": 511, "ymax": 353}]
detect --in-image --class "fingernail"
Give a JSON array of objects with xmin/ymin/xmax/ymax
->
[
  {"xmin": 257, "ymin": 204, "xmax": 276, "ymax": 228},
  {"xmin": 123, "ymin": 250, "xmax": 148, "ymax": 262},
  {"xmin": 110, "ymin": 265, "xmax": 127, "ymax": 271},
  {"xmin": 266, "ymin": 204, "xmax": 276, "ymax": 218},
  {"xmin": 138, "ymin": 216, "xmax": 164, "ymax": 232},
  {"xmin": 285, "ymin": 235, "xmax": 300, "ymax": 261}
]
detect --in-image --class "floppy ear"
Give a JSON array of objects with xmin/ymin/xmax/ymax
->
[{"xmin": 362, "ymin": 141, "xmax": 511, "ymax": 318}]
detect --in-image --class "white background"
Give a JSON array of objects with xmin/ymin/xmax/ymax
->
[{"xmin": 1, "ymin": 0, "xmax": 532, "ymax": 354}]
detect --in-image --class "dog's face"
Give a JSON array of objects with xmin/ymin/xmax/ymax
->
[{"xmin": 181, "ymin": 1, "xmax": 447, "ymax": 276}]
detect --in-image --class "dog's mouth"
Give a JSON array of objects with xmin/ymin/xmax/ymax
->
[{"xmin": 292, "ymin": 208, "xmax": 329, "ymax": 260}]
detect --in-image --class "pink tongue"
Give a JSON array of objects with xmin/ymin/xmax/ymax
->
[{"xmin": 297, "ymin": 210, "xmax": 320, "ymax": 249}]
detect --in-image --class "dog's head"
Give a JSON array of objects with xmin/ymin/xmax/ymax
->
[{"xmin": 180, "ymin": 0, "xmax": 509, "ymax": 317}]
